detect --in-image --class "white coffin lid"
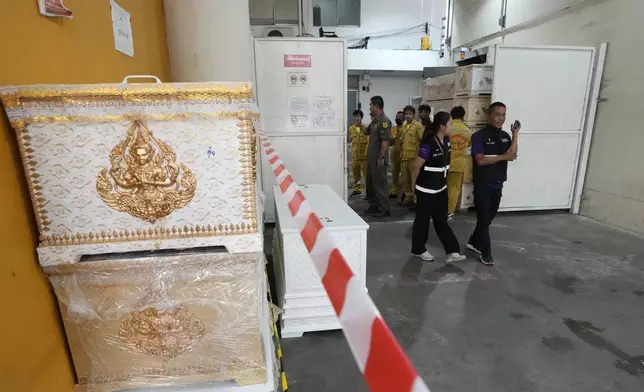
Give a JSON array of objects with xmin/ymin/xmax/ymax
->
[{"xmin": 273, "ymin": 184, "xmax": 369, "ymax": 233}]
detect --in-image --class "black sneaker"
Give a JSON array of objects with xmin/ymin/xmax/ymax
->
[
  {"xmin": 372, "ymin": 210, "xmax": 391, "ymax": 218},
  {"xmin": 350, "ymin": 190, "xmax": 361, "ymax": 197},
  {"xmin": 479, "ymin": 254, "xmax": 494, "ymax": 266},
  {"xmin": 364, "ymin": 205, "xmax": 379, "ymax": 214}
]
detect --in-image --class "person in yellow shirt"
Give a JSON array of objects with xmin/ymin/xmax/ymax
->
[
  {"xmin": 447, "ymin": 106, "xmax": 473, "ymax": 218},
  {"xmin": 389, "ymin": 111, "xmax": 405, "ymax": 199},
  {"xmin": 399, "ymin": 105, "xmax": 425, "ymax": 205},
  {"xmin": 349, "ymin": 109, "xmax": 369, "ymax": 197}
]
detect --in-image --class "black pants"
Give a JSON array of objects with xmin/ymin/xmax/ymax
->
[
  {"xmin": 411, "ymin": 189, "xmax": 460, "ymax": 255},
  {"xmin": 469, "ymin": 182, "xmax": 503, "ymax": 257}
]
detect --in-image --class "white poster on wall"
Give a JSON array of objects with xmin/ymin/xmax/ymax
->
[
  {"xmin": 288, "ymin": 96, "xmax": 310, "ymax": 128},
  {"xmin": 110, "ymin": 0, "xmax": 134, "ymax": 57},
  {"xmin": 313, "ymin": 95, "xmax": 335, "ymax": 129}
]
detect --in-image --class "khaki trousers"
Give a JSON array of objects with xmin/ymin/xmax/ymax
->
[
  {"xmin": 400, "ymin": 160, "xmax": 416, "ymax": 203},
  {"xmin": 352, "ymin": 159, "xmax": 367, "ymax": 192},
  {"xmin": 447, "ymin": 171, "xmax": 464, "ymax": 214}
]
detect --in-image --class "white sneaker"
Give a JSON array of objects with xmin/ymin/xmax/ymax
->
[
  {"xmin": 446, "ymin": 253, "xmax": 467, "ymax": 264},
  {"xmin": 415, "ymin": 251, "xmax": 435, "ymax": 262},
  {"xmin": 466, "ymin": 243, "xmax": 482, "ymax": 255}
]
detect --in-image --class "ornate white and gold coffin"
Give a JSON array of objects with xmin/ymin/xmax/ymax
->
[
  {"xmin": 44, "ymin": 250, "xmax": 267, "ymax": 392},
  {"xmin": 0, "ymin": 82, "xmax": 262, "ymax": 266},
  {"xmin": 422, "ymin": 73, "xmax": 456, "ymax": 102},
  {"xmin": 454, "ymin": 65, "xmax": 494, "ymax": 96},
  {"xmin": 453, "ymin": 96, "xmax": 492, "ymax": 124}
]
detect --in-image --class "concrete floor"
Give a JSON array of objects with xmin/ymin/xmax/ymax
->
[{"xmin": 267, "ymin": 210, "xmax": 644, "ymax": 391}]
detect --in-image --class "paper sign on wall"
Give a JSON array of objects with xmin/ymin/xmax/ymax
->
[
  {"xmin": 110, "ymin": 0, "xmax": 134, "ymax": 57},
  {"xmin": 288, "ymin": 96, "xmax": 310, "ymax": 128},
  {"xmin": 313, "ymin": 96, "xmax": 335, "ymax": 129}
]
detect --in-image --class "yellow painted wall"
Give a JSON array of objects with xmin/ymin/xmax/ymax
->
[{"xmin": 0, "ymin": 1, "xmax": 171, "ymax": 391}]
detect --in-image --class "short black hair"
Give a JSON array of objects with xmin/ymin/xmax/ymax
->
[
  {"xmin": 489, "ymin": 101, "xmax": 506, "ymax": 113},
  {"xmin": 267, "ymin": 30, "xmax": 284, "ymax": 37},
  {"xmin": 418, "ymin": 104, "xmax": 431, "ymax": 113},
  {"xmin": 396, "ymin": 110, "xmax": 404, "ymax": 115},
  {"xmin": 450, "ymin": 106, "xmax": 466, "ymax": 120},
  {"xmin": 353, "ymin": 109, "xmax": 364, "ymax": 118},
  {"xmin": 403, "ymin": 105, "xmax": 416, "ymax": 115},
  {"xmin": 370, "ymin": 96, "xmax": 384, "ymax": 110}
]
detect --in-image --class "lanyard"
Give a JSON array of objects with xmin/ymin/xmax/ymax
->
[{"xmin": 434, "ymin": 135, "xmax": 448, "ymax": 178}]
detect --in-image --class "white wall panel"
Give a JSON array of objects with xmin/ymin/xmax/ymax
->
[{"xmin": 452, "ymin": 0, "xmax": 502, "ymax": 47}]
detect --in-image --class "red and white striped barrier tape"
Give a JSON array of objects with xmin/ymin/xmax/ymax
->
[{"xmin": 256, "ymin": 128, "xmax": 430, "ymax": 392}]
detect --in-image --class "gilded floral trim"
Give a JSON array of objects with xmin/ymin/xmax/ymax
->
[
  {"xmin": 0, "ymin": 83, "xmax": 254, "ymax": 109},
  {"xmin": 9, "ymin": 111, "xmax": 259, "ymax": 129},
  {"xmin": 39, "ymin": 222, "xmax": 259, "ymax": 247},
  {"xmin": 15, "ymin": 127, "xmax": 50, "ymax": 233}
]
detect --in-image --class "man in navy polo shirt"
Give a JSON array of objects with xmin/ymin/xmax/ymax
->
[{"xmin": 466, "ymin": 102, "xmax": 520, "ymax": 266}]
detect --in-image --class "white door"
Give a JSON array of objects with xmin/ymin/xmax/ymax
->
[{"xmin": 492, "ymin": 45, "xmax": 596, "ymax": 211}]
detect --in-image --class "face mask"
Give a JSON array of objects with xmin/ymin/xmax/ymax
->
[{"xmin": 395, "ymin": 119, "xmax": 403, "ymax": 126}]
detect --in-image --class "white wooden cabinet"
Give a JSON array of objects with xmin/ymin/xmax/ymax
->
[{"xmin": 272, "ymin": 184, "xmax": 368, "ymax": 338}]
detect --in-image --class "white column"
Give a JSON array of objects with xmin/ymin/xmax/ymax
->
[{"xmin": 164, "ymin": 0, "xmax": 253, "ymax": 82}]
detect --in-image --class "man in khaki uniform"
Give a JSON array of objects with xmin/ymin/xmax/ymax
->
[
  {"xmin": 349, "ymin": 109, "xmax": 369, "ymax": 197},
  {"xmin": 447, "ymin": 106, "xmax": 473, "ymax": 217},
  {"xmin": 399, "ymin": 105, "xmax": 425, "ymax": 205},
  {"xmin": 389, "ymin": 111, "xmax": 405, "ymax": 199},
  {"xmin": 364, "ymin": 96, "xmax": 392, "ymax": 218}
]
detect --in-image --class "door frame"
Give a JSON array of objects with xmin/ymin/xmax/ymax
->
[{"xmin": 571, "ymin": 42, "xmax": 607, "ymax": 214}]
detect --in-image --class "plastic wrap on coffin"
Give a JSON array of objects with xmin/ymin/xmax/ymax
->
[{"xmin": 44, "ymin": 250, "xmax": 266, "ymax": 391}]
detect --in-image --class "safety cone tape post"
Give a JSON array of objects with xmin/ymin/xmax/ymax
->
[{"xmin": 256, "ymin": 127, "xmax": 430, "ymax": 392}]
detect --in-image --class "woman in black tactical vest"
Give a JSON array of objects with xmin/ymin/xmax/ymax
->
[{"xmin": 410, "ymin": 112, "xmax": 466, "ymax": 263}]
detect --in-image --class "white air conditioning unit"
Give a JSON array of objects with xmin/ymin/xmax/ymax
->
[{"xmin": 250, "ymin": 26, "xmax": 299, "ymax": 38}]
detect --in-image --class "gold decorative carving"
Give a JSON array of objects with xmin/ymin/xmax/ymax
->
[
  {"xmin": 119, "ymin": 305, "xmax": 206, "ymax": 358},
  {"xmin": 460, "ymin": 72, "xmax": 468, "ymax": 89},
  {"xmin": 96, "ymin": 120, "xmax": 196, "ymax": 223}
]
